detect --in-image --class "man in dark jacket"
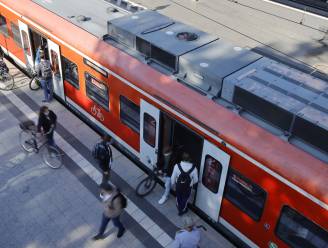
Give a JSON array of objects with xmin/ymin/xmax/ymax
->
[
  {"xmin": 92, "ymin": 135, "xmax": 113, "ymax": 183},
  {"xmin": 37, "ymin": 105, "xmax": 57, "ymax": 147},
  {"xmin": 93, "ymin": 183, "xmax": 125, "ymax": 240}
]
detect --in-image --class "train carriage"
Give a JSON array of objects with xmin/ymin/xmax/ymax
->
[{"xmin": 0, "ymin": 0, "xmax": 327, "ymax": 247}]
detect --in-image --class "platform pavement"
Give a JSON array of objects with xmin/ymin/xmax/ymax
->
[
  {"xmin": 133, "ymin": 0, "xmax": 328, "ymax": 72},
  {"xmin": 0, "ymin": 62, "xmax": 236, "ymax": 247}
]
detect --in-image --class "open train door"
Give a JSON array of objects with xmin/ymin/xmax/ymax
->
[
  {"xmin": 195, "ymin": 140, "xmax": 230, "ymax": 221},
  {"xmin": 140, "ymin": 100, "xmax": 160, "ymax": 170},
  {"xmin": 18, "ymin": 20, "xmax": 34, "ymax": 68},
  {"xmin": 47, "ymin": 39, "xmax": 65, "ymax": 100}
]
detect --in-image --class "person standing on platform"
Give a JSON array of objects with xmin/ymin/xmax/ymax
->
[
  {"xmin": 92, "ymin": 135, "xmax": 113, "ymax": 183},
  {"xmin": 92, "ymin": 183, "xmax": 126, "ymax": 240},
  {"xmin": 172, "ymin": 215, "xmax": 201, "ymax": 248},
  {"xmin": 171, "ymin": 152, "xmax": 198, "ymax": 216},
  {"xmin": 35, "ymin": 50, "xmax": 53, "ymax": 102}
]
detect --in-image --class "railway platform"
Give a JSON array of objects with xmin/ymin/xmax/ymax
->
[{"xmin": 0, "ymin": 61, "xmax": 235, "ymax": 247}]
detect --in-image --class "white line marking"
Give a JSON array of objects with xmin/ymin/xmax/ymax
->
[{"xmin": 1, "ymin": 89, "xmax": 172, "ymax": 246}]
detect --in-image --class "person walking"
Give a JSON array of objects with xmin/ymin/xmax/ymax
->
[
  {"xmin": 171, "ymin": 152, "xmax": 198, "ymax": 216},
  {"xmin": 37, "ymin": 105, "xmax": 57, "ymax": 147},
  {"xmin": 35, "ymin": 50, "xmax": 53, "ymax": 102},
  {"xmin": 172, "ymin": 215, "xmax": 201, "ymax": 248},
  {"xmin": 93, "ymin": 183, "xmax": 126, "ymax": 240},
  {"xmin": 92, "ymin": 135, "xmax": 113, "ymax": 183}
]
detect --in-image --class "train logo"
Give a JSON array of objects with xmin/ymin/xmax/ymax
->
[{"xmin": 91, "ymin": 105, "xmax": 104, "ymax": 122}]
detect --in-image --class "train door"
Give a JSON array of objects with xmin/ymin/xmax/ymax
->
[
  {"xmin": 195, "ymin": 140, "xmax": 230, "ymax": 221},
  {"xmin": 140, "ymin": 100, "xmax": 160, "ymax": 169},
  {"xmin": 47, "ymin": 39, "xmax": 65, "ymax": 100},
  {"xmin": 18, "ymin": 20, "xmax": 33, "ymax": 68}
]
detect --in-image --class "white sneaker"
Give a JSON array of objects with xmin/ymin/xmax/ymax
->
[{"xmin": 158, "ymin": 196, "xmax": 168, "ymax": 205}]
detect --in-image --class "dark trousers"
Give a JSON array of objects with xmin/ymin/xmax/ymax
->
[
  {"xmin": 46, "ymin": 131, "xmax": 55, "ymax": 147},
  {"xmin": 176, "ymin": 187, "xmax": 191, "ymax": 214},
  {"xmin": 99, "ymin": 160, "xmax": 110, "ymax": 183},
  {"xmin": 98, "ymin": 214, "xmax": 124, "ymax": 235}
]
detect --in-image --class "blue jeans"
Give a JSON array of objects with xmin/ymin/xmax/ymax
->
[
  {"xmin": 98, "ymin": 214, "xmax": 124, "ymax": 235},
  {"xmin": 40, "ymin": 78, "xmax": 53, "ymax": 102}
]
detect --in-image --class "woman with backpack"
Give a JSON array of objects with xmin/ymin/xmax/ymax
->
[
  {"xmin": 92, "ymin": 183, "xmax": 126, "ymax": 240},
  {"xmin": 171, "ymin": 152, "xmax": 198, "ymax": 216}
]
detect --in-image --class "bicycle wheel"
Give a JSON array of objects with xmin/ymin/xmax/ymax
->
[
  {"xmin": 42, "ymin": 146, "xmax": 63, "ymax": 169},
  {"xmin": 29, "ymin": 76, "xmax": 41, "ymax": 91},
  {"xmin": 136, "ymin": 176, "xmax": 157, "ymax": 197},
  {"xmin": 19, "ymin": 130, "xmax": 35, "ymax": 153},
  {"xmin": 0, "ymin": 73, "xmax": 14, "ymax": 90}
]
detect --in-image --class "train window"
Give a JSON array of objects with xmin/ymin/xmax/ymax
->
[
  {"xmin": 0, "ymin": 15, "xmax": 8, "ymax": 37},
  {"xmin": 202, "ymin": 155, "xmax": 222, "ymax": 193},
  {"xmin": 276, "ymin": 206, "xmax": 328, "ymax": 248},
  {"xmin": 224, "ymin": 170, "xmax": 266, "ymax": 221},
  {"xmin": 143, "ymin": 113, "xmax": 156, "ymax": 147},
  {"xmin": 85, "ymin": 72, "xmax": 109, "ymax": 111},
  {"xmin": 120, "ymin": 96, "xmax": 140, "ymax": 133},
  {"xmin": 83, "ymin": 58, "xmax": 108, "ymax": 77},
  {"xmin": 10, "ymin": 22, "xmax": 22, "ymax": 47},
  {"xmin": 62, "ymin": 56, "xmax": 79, "ymax": 89},
  {"xmin": 21, "ymin": 30, "xmax": 31, "ymax": 56}
]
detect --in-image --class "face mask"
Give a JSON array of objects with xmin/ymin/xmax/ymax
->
[{"xmin": 44, "ymin": 111, "xmax": 49, "ymax": 116}]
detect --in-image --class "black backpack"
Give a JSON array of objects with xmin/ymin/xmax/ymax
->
[
  {"xmin": 112, "ymin": 190, "xmax": 127, "ymax": 209},
  {"xmin": 92, "ymin": 141, "xmax": 112, "ymax": 162},
  {"xmin": 176, "ymin": 163, "xmax": 195, "ymax": 195}
]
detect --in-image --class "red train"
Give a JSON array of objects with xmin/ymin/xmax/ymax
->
[{"xmin": 0, "ymin": 0, "xmax": 327, "ymax": 247}]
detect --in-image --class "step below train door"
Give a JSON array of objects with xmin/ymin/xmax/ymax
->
[
  {"xmin": 47, "ymin": 39, "xmax": 65, "ymax": 100},
  {"xmin": 18, "ymin": 20, "xmax": 34, "ymax": 68},
  {"xmin": 195, "ymin": 140, "xmax": 230, "ymax": 221},
  {"xmin": 140, "ymin": 99, "xmax": 160, "ymax": 170}
]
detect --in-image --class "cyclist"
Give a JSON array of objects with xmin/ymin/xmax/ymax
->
[{"xmin": 37, "ymin": 106, "xmax": 57, "ymax": 147}]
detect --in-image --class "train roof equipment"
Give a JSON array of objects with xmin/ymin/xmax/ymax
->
[{"xmin": 24, "ymin": 0, "xmax": 328, "ymax": 162}]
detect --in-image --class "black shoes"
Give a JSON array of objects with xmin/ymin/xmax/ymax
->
[
  {"xmin": 92, "ymin": 234, "xmax": 105, "ymax": 240},
  {"xmin": 178, "ymin": 208, "xmax": 189, "ymax": 216},
  {"xmin": 117, "ymin": 228, "xmax": 126, "ymax": 238}
]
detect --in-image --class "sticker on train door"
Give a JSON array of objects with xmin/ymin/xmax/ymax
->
[
  {"xmin": 195, "ymin": 140, "xmax": 230, "ymax": 221},
  {"xmin": 140, "ymin": 100, "xmax": 160, "ymax": 170},
  {"xmin": 18, "ymin": 20, "xmax": 34, "ymax": 68},
  {"xmin": 47, "ymin": 39, "xmax": 65, "ymax": 100}
]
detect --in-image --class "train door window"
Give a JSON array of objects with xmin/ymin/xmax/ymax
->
[
  {"xmin": 276, "ymin": 206, "xmax": 328, "ymax": 248},
  {"xmin": 120, "ymin": 96, "xmax": 140, "ymax": 133},
  {"xmin": 0, "ymin": 15, "xmax": 8, "ymax": 37},
  {"xmin": 85, "ymin": 72, "xmax": 109, "ymax": 111},
  {"xmin": 224, "ymin": 169, "xmax": 267, "ymax": 221},
  {"xmin": 10, "ymin": 22, "xmax": 22, "ymax": 47},
  {"xmin": 21, "ymin": 30, "xmax": 31, "ymax": 56},
  {"xmin": 143, "ymin": 113, "xmax": 156, "ymax": 147},
  {"xmin": 202, "ymin": 155, "xmax": 222, "ymax": 193},
  {"xmin": 62, "ymin": 56, "xmax": 79, "ymax": 88}
]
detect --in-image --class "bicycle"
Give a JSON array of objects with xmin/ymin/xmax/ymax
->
[
  {"xmin": 29, "ymin": 74, "xmax": 41, "ymax": 91},
  {"xmin": 19, "ymin": 120, "xmax": 63, "ymax": 169},
  {"xmin": 136, "ymin": 163, "xmax": 161, "ymax": 197},
  {"xmin": 0, "ymin": 71, "xmax": 14, "ymax": 90}
]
